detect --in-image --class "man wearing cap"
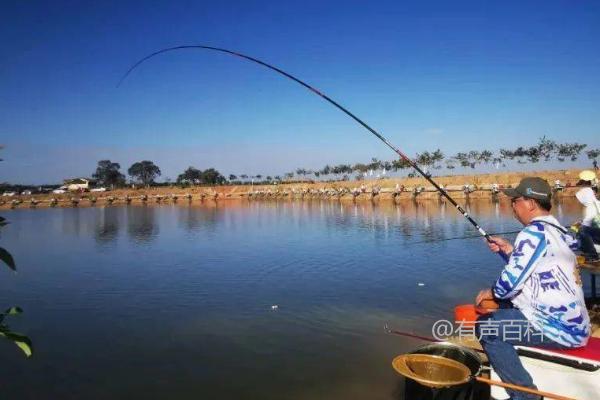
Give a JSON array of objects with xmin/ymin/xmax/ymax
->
[
  {"xmin": 475, "ymin": 177, "xmax": 590, "ymax": 400},
  {"xmin": 575, "ymin": 170, "xmax": 600, "ymax": 262}
]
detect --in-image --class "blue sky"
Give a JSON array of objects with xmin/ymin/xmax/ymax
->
[{"xmin": 1, "ymin": 0, "xmax": 599, "ymax": 184}]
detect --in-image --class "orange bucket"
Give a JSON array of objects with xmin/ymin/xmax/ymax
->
[{"xmin": 454, "ymin": 304, "xmax": 478, "ymax": 327}]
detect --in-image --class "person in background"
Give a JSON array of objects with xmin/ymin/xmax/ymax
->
[
  {"xmin": 575, "ymin": 170, "xmax": 600, "ymax": 263},
  {"xmin": 576, "ymin": 170, "xmax": 598, "ymax": 192},
  {"xmin": 475, "ymin": 177, "xmax": 590, "ymax": 400}
]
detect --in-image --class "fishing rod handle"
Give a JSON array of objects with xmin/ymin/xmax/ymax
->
[{"xmin": 475, "ymin": 376, "xmax": 576, "ymax": 400}]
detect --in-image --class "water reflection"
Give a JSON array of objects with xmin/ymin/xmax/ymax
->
[
  {"xmin": 78, "ymin": 198, "xmax": 583, "ymax": 249},
  {"xmin": 126, "ymin": 206, "xmax": 159, "ymax": 243},
  {"xmin": 177, "ymin": 204, "xmax": 219, "ymax": 234},
  {"xmin": 309, "ymin": 199, "xmax": 499, "ymax": 245},
  {"xmin": 95, "ymin": 207, "xmax": 120, "ymax": 244},
  {"xmin": 248, "ymin": 198, "xmax": 583, "ymax": 247},
  {"xmin": 178, "ymin": 204, "xmax": 203, "ymax": 232},
  {"xmin": 61, "ymin": 207, "xmax": 83, "ymax": 236},
  {"xmin": 556, "ymin": 201, "xmax": 564, "ymax": 220}
]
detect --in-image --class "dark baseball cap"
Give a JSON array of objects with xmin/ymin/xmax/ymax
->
[{"xmin": 503, "ymin": 177, "xmax": 552, "ymax": 201}]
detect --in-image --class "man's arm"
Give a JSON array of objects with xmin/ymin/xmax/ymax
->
[{"xmin": 491, "ymin": 228, "xmax": 546, "ymax": 300}]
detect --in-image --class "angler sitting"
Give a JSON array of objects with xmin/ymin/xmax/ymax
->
[{"xmin": 475, "ymin": 177, "xmax": 590, "ymax": 400}]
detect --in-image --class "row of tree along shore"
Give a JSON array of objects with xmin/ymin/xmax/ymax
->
[
  {"xmin": 0, "ymin": 169, "xmax": 591, "ymax": 210},
  {"xmin": 1, "ymin": 137, "xmax": 598, "ymax": 195},
  {"xmin": 83, "ymin": 137, "xmax": 600, "ymax": 189}
]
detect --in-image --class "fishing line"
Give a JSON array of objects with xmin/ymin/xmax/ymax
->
[
  {"xmin": 119, "ymin": 45, "xmax": 509, "ymax": 262},
  {"xmin": 408, "ymin": 230, "xmax": 521, "ymax": 246}
]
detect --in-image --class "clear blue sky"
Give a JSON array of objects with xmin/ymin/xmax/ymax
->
[{"xmin": 1, "ymin": 0, "xmax": 599, "ymax": 184}]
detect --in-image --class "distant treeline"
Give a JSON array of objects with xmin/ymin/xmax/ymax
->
[
  {"xmin": 89, "ymin": 161, "xmax": 229, "ymax": 188},
  {"xmin": 114, "ymin": 137, "xmax": 599, "ymax": 187},
  {"xmin": 1, "ymin": 137, "xmax": 599, "ymax": 190},
  {"xmin": 280, "ymin": 137, "xmax": 598, "ymax": 182}
]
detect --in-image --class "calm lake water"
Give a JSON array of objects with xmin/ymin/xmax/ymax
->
[{"xmin": 0, "ymin": 199, "xmax": 591, "ymax": 399}]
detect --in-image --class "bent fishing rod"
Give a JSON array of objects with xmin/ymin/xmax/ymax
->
[{"xmin": 119, "ymin": 45, "xmax": 509, "ymax": 262}]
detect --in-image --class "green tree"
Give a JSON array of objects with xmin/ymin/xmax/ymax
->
[
  {"xmin": 431, "ymin": 150, "xmax": 444, "ymax": 169},
  {"xmin": 478, "ymin": 150, "xmax": 493, "ymax": 164},
  {"xmin": 92, "ymin": 160, "xmax": 125, "ymax": 188},
  {"xmin": 537, "ymin": 136, "xmax": 557, "ymax": 161},
  {"xmin": 415, "ymin": 150, "xmax": 444, "ymax": 172},
  {"xmin": 177, "ymin": 166, "xmax": 202, "ymax": 185},
  {"xmin": 416, "ymin": 151, "xmax": 433, "ymax": 168},
  {"xmin": 352, "ymin": 163, "xmax": 369, "ymax": 174},
  {"xmin": 128, "ymin": 161, "xmax": 161, "ymax": 186},
  {"xmin": 556, "ymin": 143, "xmax": 587, "ymax": 162},
  {"xmin": 524, "ymin": 146, "xmax": 541, "ymax": 163},
  {"xmin": 445, "ymin": 159, "xmax": 456, "ymax": 170},
  {"xmin": 587, "ymin": 149, "xmax": 600, "ymax": 163},
  {"xmin": 492, "ymin": 157, "xmax": 504, "ymax": 169},
  {"xmin": 467, "ymin": 151, "xmax": 481, "ymax": 168},
  {"xmin": 391, "ymin": 159, "xmax": 411, "ymax": 171},
  {"xmin": 229, "ymin": 174, "xmax": 237, "ymax": 181},
  {"xmin": 499, "ymin": 148, "xmax": 514, "ymax": 161},
  {"xmin": 331, "ymin": 164, "xmax": 345, "ymax": 178},
  {"xmin": 453, "ymin": 152, "xmax": 470, "ymax": 169},
  {"xmin": 368, "ymin": 158, "xmax": 382, "ymax": 171},
  {"xmin": 201, "ymin": 168, "xmax": 226, "ymax": 185}
]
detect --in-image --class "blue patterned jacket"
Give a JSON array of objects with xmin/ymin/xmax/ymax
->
[{"xmin": 493, "ymin": 215, "xmax": 590, "ymax": 347}]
